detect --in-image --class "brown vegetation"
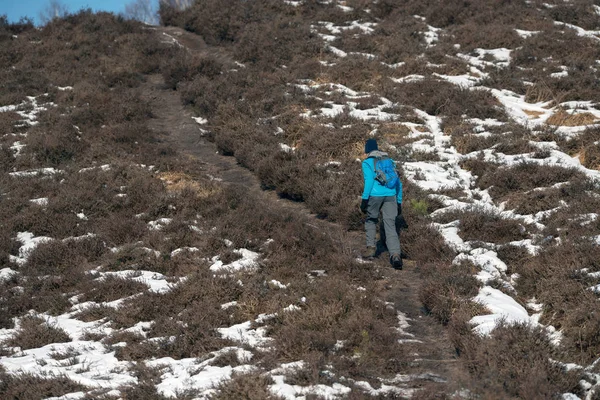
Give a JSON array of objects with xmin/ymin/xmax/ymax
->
[
  {"xmin": 2, "ymin": 0, "xmax": 600, "ymax": 397},
  {"xmin": 0, "ymin": 365, "xmax": 86, "ymax": 400},
  {"xmin": 6, "ymin": 315, "xmax": 71, "ymax": 350}
]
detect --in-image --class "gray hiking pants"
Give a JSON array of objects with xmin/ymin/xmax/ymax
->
[{"xmin": 365, "ymin": 196, "xmax": 401, "ymax": 256}]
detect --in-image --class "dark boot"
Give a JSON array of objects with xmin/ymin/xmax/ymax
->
[{"xmin": 390, "ymin": 253, "xmax": 403, "ymax": 270}]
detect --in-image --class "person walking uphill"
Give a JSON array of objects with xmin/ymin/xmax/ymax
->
[{"xmin": 360, "ymin": 139, "xmax": 403, "ymax": 270}]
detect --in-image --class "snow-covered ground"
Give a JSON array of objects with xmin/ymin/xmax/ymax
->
[{"xmin": 2, "ymin": 1, "xmax": 600, "ymax": 398}]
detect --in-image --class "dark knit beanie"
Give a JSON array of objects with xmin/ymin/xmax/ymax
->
[{"xmin": 364, "ymin": 139, "xmax": 378, "ymax": 154}]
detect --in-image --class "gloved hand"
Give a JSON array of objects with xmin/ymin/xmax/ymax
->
[
  {"xmin": 397, "ymin": 203, "xmax": 402, "ymax": 215},
  {"xmin": 360, "ymin": 199, "xmax": 369, "ymax": 214},
  {"xmin": 396, "ymin": 214, "xmax": 409, "ymax": 230}
]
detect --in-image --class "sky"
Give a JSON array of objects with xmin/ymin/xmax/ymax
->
[{"xmin": 1, "ymin": 0, "xmax": 135, "ymax": 25}]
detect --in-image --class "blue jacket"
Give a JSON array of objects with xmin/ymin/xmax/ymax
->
[{"xmin": 361, "ymin": 150, "xmax": 402, "ymax": 203}]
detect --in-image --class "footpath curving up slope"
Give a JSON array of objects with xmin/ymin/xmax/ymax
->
[{"xmin": 143, "ymin": 24, "xmax": 464, "ymax": 396}]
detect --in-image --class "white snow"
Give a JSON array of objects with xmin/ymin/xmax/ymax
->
[
  {"xmin": 270, "ymin": 375, "xmax": 351, "ymax": 400},
  {"xmin": 9, "ymin": 232, "xmax": 52, "ymax": 266},
  {"xmin": 0, "ymin": 268, "xmax": 18, "ymax": 282},
  {"xmin": 9, "ymin": 167, "xmax": 62, "ymax": 178},
  {"xmin": 209, "ymin": 248, "xmax": 261, "ymax": 272},
  {"xmin": 147, "ymin": 218, "xmax": 173, "ymax": 230},
  {"xmin": 515, "ymin": 29, "xmax": 539, "ymax": 38},
  {"xmin": 554, "ymin": 21, "xmax": 600, "ymax": 42},
  {"xmin": 100, "ymin": 270, "xmax": 180, "ymax": 294},
  {"xmin": 148, "ymin": 354, "xmax": 254, "ymax": 397},
  {"xmin": 217, "ymin": 321, "xmax": 272, "ymax": 348},
  {"xmin": 469, "ymin": 287, "xmax": 531, "ymax": 335},
  {"xmin": 454, "ymin": 249, "xmax": 508, "ymax": 284},
  {"xmin": 0, "ymin": 340, "xmax": 136, "ymax": 390},
  {"xmin": 29, "ymin": 197, "xmax": 48, "ymax": 206}
]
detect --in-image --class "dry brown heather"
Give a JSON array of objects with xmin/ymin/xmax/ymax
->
[
  {"xmin": 0, "ymin": 365, "xmax": 87, "ymax": 400},
  {"xmin": 1, "ymin": 0, "xmax": 600, "ymax": 397}
]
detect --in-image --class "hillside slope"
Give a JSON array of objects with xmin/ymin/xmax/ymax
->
[{"xmin": 1, "ymin": 1, "xmax": 600, "ymax": 399}]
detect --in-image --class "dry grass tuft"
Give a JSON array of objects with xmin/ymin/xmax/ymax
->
[
  {"xmin": 523, "ymin": 109, "xmax": 546, "ymax": 118},
  {"xmin": 546, "ymin": 110, "xmax": 597, "ymax": 127},
  {"xmin": 580, "ymin": 144, "xmax": 600, "ymax": 170},
  {"xmin": 158, "ymin": 171, "xmax": 222, "ymax": 198}
]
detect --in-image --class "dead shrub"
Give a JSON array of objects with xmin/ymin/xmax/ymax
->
[
  {"xmin": 457, "ymin": 323, "xmax": 581, "ymax": 399},
  {"xmin": 120, "ymin": 383, "xmax": 172, "ymax": 400},
  {"xmin": 233, "ymin": 16, "xmax": 319, "ymax": 69},
  {"xmin": 402, "ymin": 220, "xmax": 456, "ymax": 265},
  {"xmin": 449, "ymin": 22, "xmax": 522, "ymax": 51},
  {"xmin": 25, "ymin": 115, "xmax": 89, "ymax": 167},
  {"xmin": 449, "ymin": 124, "xmax": 499, "ymax": 154},
  {"xmin": 460, "ymin": 156, "xmax": 498, "ymax": 182},
  {"xmin": 10, "ymin": 203, "xmax": 83, "ymax": 239},
  {"xmin": 0, "ymin": 275, "xmax": 80, "ymax": 326},
  {"xmin": 6, "ymin": 315, "xmax": 71, "ymax": 350},
  {"xmin": 209, "ymin": 372, "xmax": 282, "ymax": 400},
  {"xmin": 113, "ymin": 339, "xmax": 160, "ymax": 363},
  {"xmin": 270, "ymin": 277, "xmax": 401, "ymax": 379},
  {"xmin": 104, "ymin": 121, "xmax": 152, "ymax": 145},
  {"xmin": 210, "ymin": 349, "xmax": 244, "ymax": 368},
  {"xmin": 372, "ymin": 16, "xmax": 428, "ymax": 63},
  {"xmin": 546, "ymin": 2, "xmax": 600, "ymax": 30},
  {"xmin": 515, "ymin": 33, "xmax": 600, "ymax": 104},
  {"xmin": 0, "ymin": 16, "xmax": 35, "ymax": 36},
  {"xmin": 22, "ymin": 235, "xmax": 105, "ymax": 276},
  {"xmin": 74, "ymin": 304, "xmax": 114, "ymax": 323},
  {"xmin": 178, "ymin": 0, "xmax": 242, "ymax": 45},
  {"xmin": 420, "ymin": 261, "xmax": 482, "ymax": 325},
  {"xmin": 0, "ymin": 110, "xmax": 21, "ymax": 134},
  {"xmin": 457, "ymin": 206, "xmax": 529, "ymax": 244},
  {"xmin": 559, "ymin": 295, "xmax": 600, "ymax": 364},
  {"xmin": 406, "ymin": 0, "xmax": 541, "ymax": 29},
  {"xmin": 104, "ymin": 243, "xmax": 163, "ymax": 272},
  {"xmin": 0, "ymin": 144, "xmax": 16, "ymax": 173},
  {"xmin": 158, "ymin": 1, "xmax": 185, "ymax": 26},
  {"xmin": 525, "ymin": 79, "xmax": 556, "ymax": 103},
  {"xmin": 514, "ymin": 240, "xmax": 600, "ymax": 363},
  {"xmin": 454, "ymin": 132, "xmax": 532, "ymax": 156},
  {"xmin": 504, "ymin": 188, "xmax": 563, "ymax": 215},
  {"xmin": 161, "ymin": 51, "xmax": 223, "ymax": 90},
  {"xmin": 556, "ymin": 124, "xmax": 600, "ymax": 158},
  {"xmin": 97, "ymin": 213, "xmax": 149, "ymax": 247},
  {"xmin": 102, "ymin": 67, "xmax": 145, "ymax": 89},
  {"xmin": 578, "ymin": 125, "xmax": 600, "ymax": 148},
  {"xmin": 495, "ymin": 243, "xmax": 532, "ymax": 277},
  {"xmin": 22, "ymin": 240, "xmax": 84, "ymax": 276},
  {"xmin": 0, "ymin": 365, "xmax": 85, "ymax": 400},
  {"xmin": 0, "ymin": 68, "xmax": 50, "ymax": 106},
  {"xmin": 385, "ymin": 79, "xmax": 506, "ymax": 122},
  {"xmin": 477, "ymin": 161, "xmax": 584, "ymax": 200},
  {"xmin": 70, "ymin": 87, "xmax": 153, "ymax": 131},
  {"xmin": 326, "ymin": 57, "xmax": 392, "ymax": 92},
  {"xmin": 79, "ymin": 275, "xmax": 148, "ymax": 303},
  {"xmin": 0, "ymin": 229, "xmax": 11, "ymax": 269},
  {"xmin": 108, "ymin": 271, "xmax": 240, "ymax": 358}
]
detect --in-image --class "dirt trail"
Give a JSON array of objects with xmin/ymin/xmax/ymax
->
[{"xmin": 141, "ymin": 26, "xmax": 462, "ymax": 393}]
